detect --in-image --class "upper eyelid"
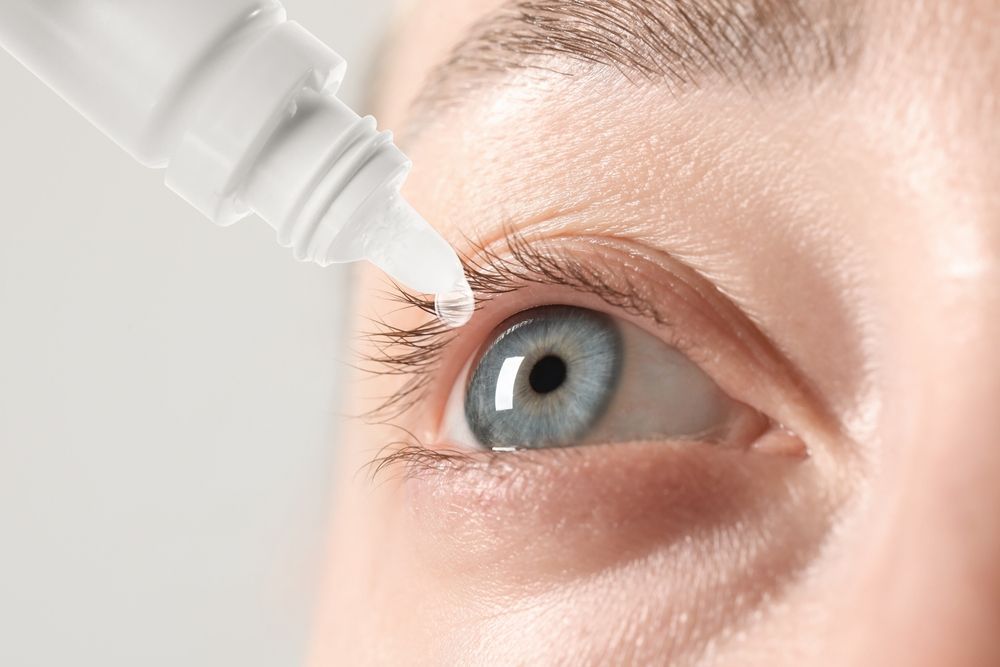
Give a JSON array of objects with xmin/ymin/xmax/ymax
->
[
  {"xmin": 360, "ymin": 228, "xmax": 730, "ymax": 423},
  {"xmin": 362, "ymin": 227, "xmax": 752, "ymax": 422}
]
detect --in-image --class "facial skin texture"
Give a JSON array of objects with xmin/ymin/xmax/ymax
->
[{"xmin": 311, "ymin": 1, "xmax": 1000, "ymax": 665}]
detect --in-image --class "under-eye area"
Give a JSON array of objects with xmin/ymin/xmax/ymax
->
[
  {"xmin": 351, "ymin": 234, "xmax": 840, "ymax": 649},
  {"xmin": 359, "ymin": 238, "xmax": 838, "ymax": 632}
]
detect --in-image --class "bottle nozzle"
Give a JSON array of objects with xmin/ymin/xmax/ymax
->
[
  {"xmin": 433, "ymin": 277, "xmax": 475, "ymax": 328},
  {"xmin": 353, "ymin": 190, "xmax": 475, "ymax": 328}
]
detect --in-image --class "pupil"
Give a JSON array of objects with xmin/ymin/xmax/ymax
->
[{"xmin": 528, "ymin": 355, "xmax": 568, "ymax": 394}]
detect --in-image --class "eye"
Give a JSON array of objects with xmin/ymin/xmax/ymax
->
[{"xmin": 444, "ymin": 305, "xmax": 766, "ymax": 451}]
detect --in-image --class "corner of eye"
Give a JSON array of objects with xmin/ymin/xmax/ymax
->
[{"xmin": 751, "ymin": 426, "xmax": 809, "ymax": 458}]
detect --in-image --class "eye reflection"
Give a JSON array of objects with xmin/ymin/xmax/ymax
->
[{"xmin": 454, "ymin": 305, "xmax": 748, "ymax": 451}]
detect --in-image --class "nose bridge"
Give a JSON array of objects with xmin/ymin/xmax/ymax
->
[{"xmin": 842, "ymin": 243, "xmax": 1000, "ymax": 665}]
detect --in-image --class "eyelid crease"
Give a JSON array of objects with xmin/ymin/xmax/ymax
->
[{"xmin": 359, "ymin": 226, "xmax": 691, "ymax": 422}]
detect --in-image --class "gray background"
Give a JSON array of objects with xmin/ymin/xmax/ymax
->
[{"xmin": 0, "ymin": 1, "xmax": 395, "ymax": 664}]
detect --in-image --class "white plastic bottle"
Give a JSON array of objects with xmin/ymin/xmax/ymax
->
[{"xmin": 0, "ymin": 0, "xmax": 473, "ymax": 325}]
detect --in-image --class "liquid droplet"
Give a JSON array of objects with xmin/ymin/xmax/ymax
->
[{"xmin": 434, "ymin": 276, "xmax": 475, "ymax": 328}]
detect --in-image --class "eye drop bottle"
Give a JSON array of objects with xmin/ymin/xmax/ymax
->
[{"xmin": 0, "ymin": 0, "xmax": 473, "ymax": 326}]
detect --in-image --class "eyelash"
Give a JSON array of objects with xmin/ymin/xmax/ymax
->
[
  {"xmin": 360, "ymin": 227, "xmax": 679, "ymax": 423},
  {"xmin": 362, "ymin": 437, "xmax": 531, "ymax": 485}
]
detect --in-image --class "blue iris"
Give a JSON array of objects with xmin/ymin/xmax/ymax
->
[{"xmin": 464, "ymin": 306, "xmax": 623, "ymax": 449}]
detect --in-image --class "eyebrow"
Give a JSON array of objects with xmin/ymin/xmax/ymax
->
[{"xmin": 413, "ymin": 0, "xmax": 861, "ymax": 115}]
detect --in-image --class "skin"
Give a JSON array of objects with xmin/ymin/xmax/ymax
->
[{"xmin": 311, "ymin": 1, "xmax": 1000, "ymax": 665}]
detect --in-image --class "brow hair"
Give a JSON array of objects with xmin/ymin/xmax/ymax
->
[{"xmin": 412, "ymin": 0, "xmax": 861, "ymax": 116}]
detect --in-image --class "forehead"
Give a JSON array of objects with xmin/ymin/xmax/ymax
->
[
  {"xmin": 381, "ymin": 0, "xmax": 995, "ymax": 123},
  {"xmin": 377, "ymin": 0, "xmax": 502, "ymax": 127}
]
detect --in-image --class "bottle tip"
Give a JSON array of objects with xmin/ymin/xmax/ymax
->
[{"xmin": 434, "ymin": 276, "xmax": 475, "ymax": 328}]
